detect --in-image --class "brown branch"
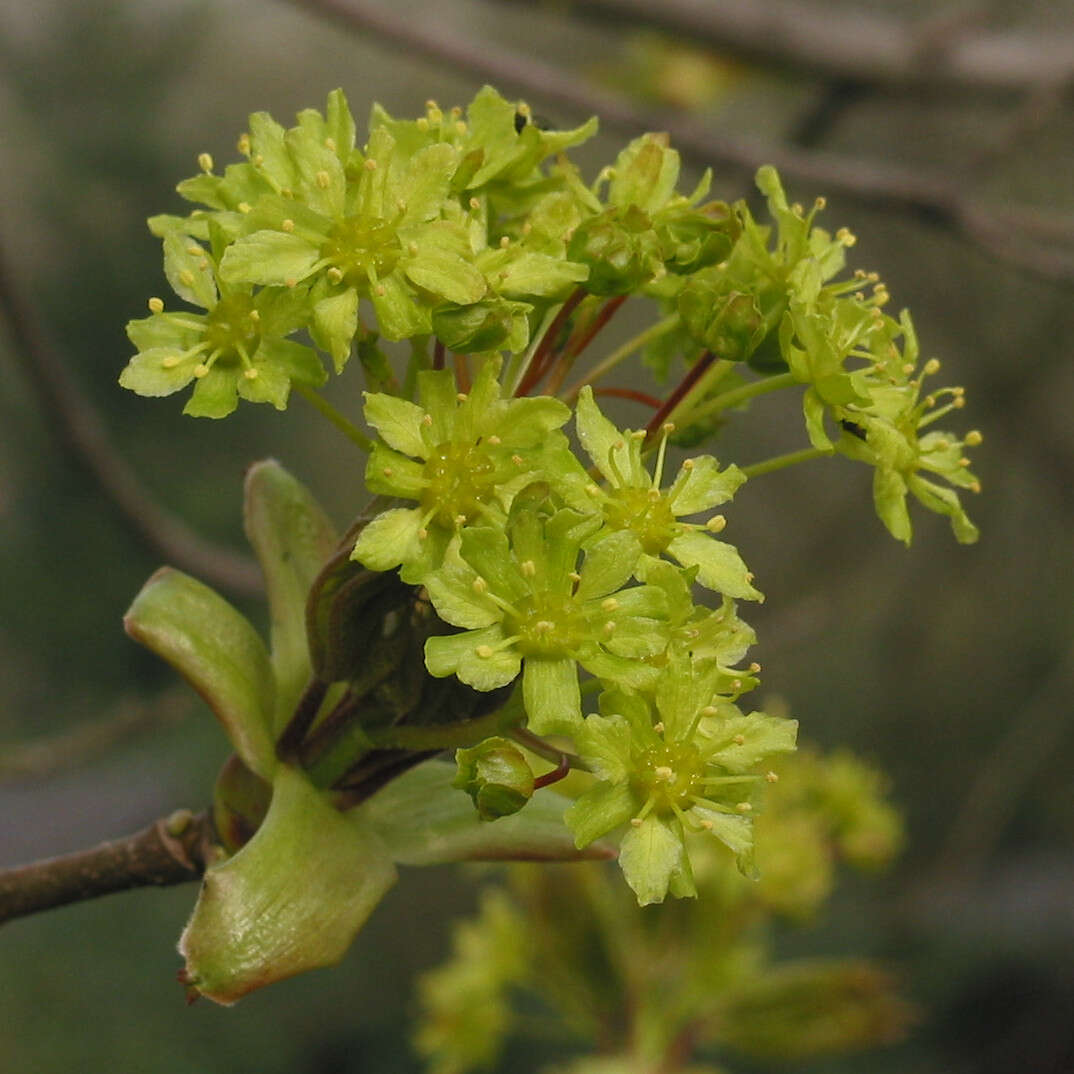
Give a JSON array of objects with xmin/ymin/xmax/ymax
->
[
  {"xmin": 286, "ymin": 0, "xmax": 1074, "ymax": 285},
  {"xmin": 558, "ymin": 0, "xmax": 1074, "ymax": 96},
  {"xmin": 0, "ymin": 237, "xmax": 263, "ymax": 597},
  {"xmin": 0, "ymin": 810, "xmax": 215, "ymax": 926}
]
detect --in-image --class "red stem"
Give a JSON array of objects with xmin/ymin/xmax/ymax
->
[
  {"xmin": 515, "ymin": 287, "xmax": 587, "ymax": 396},
  {"xmin": 432, "ymin": 339, "xmax": 446, "ymax": 370},
  {"xmin": 533, "ymin": 752, "xmax": 571, "ymax": 790},
  {"xmin": 545, "ymin": 293, "xmax": 628, "ymax": 396},
  {"xmin": 453, "ymin": 351, "xmax": 471, "ymax": 393},
  {"xmin": 594, "ymin": 386, "xmax": 664, "ymax": 409},
  {"xmin": 645, "ymin": 350, "xmax": 718, "ymax": 440}
]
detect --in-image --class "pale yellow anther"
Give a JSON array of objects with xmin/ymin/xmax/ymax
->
[
  {"xmin": 958, "ymin": 457, "xmax": 971, "ymax": 467},
  {"xmin": 749, "ymin": 662, "xmax": 761, "ymax": 673},
  {"xmin": 238, "ymin": 202, "xmax": 251, "ymax": 214},
  {"xmin": 630, "ymin": 817, "xmax": 643, "ymax": 828},
  {"xmin": 285, "ymin": 278, "xmax": 297, "ymax": 289},
  {"xmin": 699, "ymin": 818, "xmax": 714, "ymax": 831},
  {"xmin": 732, "ymin": 678, "xmax": 743, "ymax": 691},
  {"xmin": 193, "ymin": 363, "xmax": 210, "ymax": 378},
  {"xmin": 327, "ymin": 267, "xmax": 344, "ymax": 284},
  {"xmin": 766, "ymin": 771, "xmax": 779, "ymax": 783},
  {"xmin": 416, "ymin": 117, "xmax": 429, "ymax": 132},
  {"xmin": 647, "ymin": 489, "xmax": 661, "ymax": 502},
  {"xmin": 902, "ymin": 362, "xmax": 915, "ymax": 375},
  {"xmin": 425, "ymin": 98, "xmax": 438, "ymax": 110},
  {"xmin": 585, "ymin": 483, "xmax": 600, "ymax": 497},
  {"xmin": 970, "ymin": 481, "xmax": 981, "ymax": 494},
  {"xmin": 280, "ymin": 218, "xmax": 296, "ymax": 233},
  {"xmin": 511, "ymin": 454, "xmax": 524, "ymax": 466},
  {"xmin": 243, "ymin": 368, "xmax": 259, "ymax": 380},
  {"xmin": 364, "ymin": 158, "xmax": 377, "ymax": 171},
  {"xmin": 733, "ymin": 734, "xmax": 745, "ymax": 746},
  {"xmin": 653, "ymin": 722, "xmax": 665, "ymax": 734},
  {"xmin": 375, "ymin": 285, "xmax": 386, "ymax": 297},
  {"xmin": 682, "ymin": 458, "xmax": 695, "ymax": 470},
  {"xmin": 186, "ymin": 244, "xmax": 201, "ymax": 257},
  {"xmin": 249, "ymin": 306, "xmax": 261, "ymax": 320},
  {"xmin": 601, "ymin": 597, "xmax": 619, "ymax": 612},
  {"xmin": 469, "ymin": 197, "xmax": 480, "ymax": 211},
  {"xmin": 455, "ymin": 514, "xmax": 467, "ymax": 526},
  {"xmin": 965, "ymin": 430, "xmax": 983, "ymax": 446},
  {"xmin": 499, "ymin": 236, "xmax": 510, "ymax": 248},
  {"xmin": 179, "ymin": 269, "xmax": 195, "ymax": 287},
  {"xmin": 745, "ymin": 572, "xmax": 754, "ymax": 582},
  {"xmin": 954, "ymin": 395, "xmax": 966, "ymax": 408},
  {"xmin": 735, "ymin": 801, "xmax": 752, "ymax": 813},
  {"xmin": 603, "ymin": 621, "xmax": 616, "ymax": 635},
  {"xmin": 631, "ymin": 430, "xmax": 646, "ymax": 441},
  {"xmin": 254, "ymin": 153, "xmax": 265, "ymax": 166},
  {"xmin": 418, "ymin": 527, "xmax": 428, "ymax": 540},
  {"xmin": 422, "ymin": 413, "xmax": 434, "ymax": 427},
  {"xmin": 662, "ymin": 422, "xmax": 675, "ymax": 434},
  {"xmin": 706, "ymin": 515, "xmax": 727, "ymax": 533},
  {"xmin": 324, "ymin": 136, "xmax": 337, "ymax": 151},
  {"xmin": 700, "ymin": 705, "xmax": 718, "ymax": 717},
  {"xmin": 487, "ymin": 435, "xmax": 501, "ymax": 445},
  {"xmin": 836, "ymin": 226, "xmax": 857, "ymax": 246},
  {"xmin": 791, "ymin": 202, "xmax": 803, "ymax": 216},
  {"xmin": 535, "ymin": 620, "xmax": 555, "ymax": 634},
  {"xmin": 161, "ymin": 355, "xmax": 181, "ymax": 369},
  {"xmin": 472, "ymin": 577, "xmax": 488, "ymax": 594},
  {"xmin": 521, "ymin": 560, "xmax": 536, "ymax": 577},
  {"xmin": 148, "ymin": 297, "xmax": 164, "ymax": 314},
  {"xmin": 924, "ymin": 358, "xmax": 941, "ymax": 375},
  {"xmin": 197, "ymin": 152, "xmax": 213, "ymax": 173},
  {"xmin": 654, "ymin": 765, "xmax": 674, "ymax": 782},
  {"xmin": 456, "ymin": 392, "xmax": 468, "ymax": 401},
  {"xmin": 382, "ymin": 467, "xmax": 393, "ymax": 477},
  {"xmin": 315, "ymin": 170, "xmax": 331, "ymax": 189},
  {"xmin": 396, "ymin": 199, "xmax": 407, "ymax": 214},
  {"xmin": 568, "ymin": 571, "xmax": 582, "ymax": 583},
  {"xmin": 475, "ymin": 645, "xmax": 494, "ymax": 659},
  {"xmin": 814, "ymin": 196, "xmax": 827, "ymax": 210},
  {"xmin": 237, "ymin": 133, "xmax": 251, "ymax": 156}
]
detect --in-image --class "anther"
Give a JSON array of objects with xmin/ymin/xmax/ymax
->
[
  {"xmin": 682, "ymin": 458, "xmax": 695, "ymax": 470},
  {"xmin": 662, "ymin": 422, "xmax": 675, "ymax": 434},
  {"xmin": 456, "ymin": 392, "xmax": 468, "ymax": 401},
  {"xmin": 375, "ymin": 285, "xmax": 386, "ymax": 297},
  {"xmin": 475, "ymin": 645, "xmax": 494, "ymax": 659},
  {"xmin": 455, "ymin": 514, "xmax": 467, "ymax": 526},
  {"xmin": 631, "ymin": 430, "xmax": 646, "ymax": 441},
  {"xmin": 316, "ymin": 170, "xmax": 331, "ymax": 189},
  {"xmin": 455, "ymin": 120, "xmax": 467, "ymax": 135},
  {"xmin": 364, "ymin": 159, "xmax": 377, "ymax": 171},
  {"xmin": 186, "ymin": 245, "xmax": 201, "ymax": 257},
  {"xmin": 603, "ymin": 621, "xmax": 616, "ymax": 635},
  {"xmin": 161, "ymin": 355, "xmax": 181, "ymax": 369},
  {"xmin": 601, "ymin": 598, "xmax": 619, "ymax": 612},
  {"xmin": 765, "ymin": 771, "xmax": 779, "ymax": 783},
  {"xmin": 237, "ymin": 133, "xmax": 251, "ymax": 156},
  {"xmin": 327, "ymin": 267, "xmax": 344, "ymax": 284},
  {"xmin": 520, "ymin": 560, "xmax": 536, "ymax": 577},
  {"xmin": 472, "ymin": 578, "xmax": 488, "ymax": 594},
  {"xmin": 630, "ymin": 817, "xmax": 643, "ymax": 828},
  {"xmin": 324, "ymin": 137, "xmax": 337, "ymax": 151},
  {"xmin": 653, "ymin": 765, "xmax": 674, "ymax": 782},
  {"xmin": 568, "ymin": 572, "xmax": 581, "ymax": 583},
  {"xmin": 733, "ymin": 734, "xmax": 745, "ymax": 745},
  {"xmin": 511, "ymin": 454, "xmax": 524, "ymax": 466},
  {"xmin": 700, "ymin": 706, "xmax": 718, "ymax": 717},
  {"xmin": 469, "ymin": 197, "xmax": 480, "ymax": 211},
  {"xmin": 281, "ymin": 219, "xmax": 295, "ymax": 232},
  {"xmin": 924, "ymin": 358, "xmax": 941, "ymax": 375},
  {"xmin": 422, "ymin": 414, "xmax": 433, "ymax": 426},
  {"xmin": 749, "ymin": 661, "xmax": 761, "ymax": 673},
  {"xmin": 487, "ymin": 435, "xmax": 501, "ymax": 445},
  {"xmin": 197, "ymin": 152, "xmax": 213, "ymax": 173},
  {"xmin": 653, "ymin": 722, "xmax": 665, "ymax": 734},
  {"xmin": 193, "ymin": 363, "xmax": 210, "ymax": 378},
  {"xmin": 499, "ymin": 236, "xmax": 510, "ymax": 248},
  {"xmin": 238, "ymin": 202, "xmax": 251, "ymax": 213},
  {"xmin": 735, "ymin": 802, "xmax": 752, "ymax": 813},
  {"xmin": 814, "ymin": 196, "xmax": 827, "ymax": 210},
  {"xmin": 836, "ymin": 227, "xmax": 857, "ymax": 246},
  {"xmin": 706, "ymin": 515, "xmax": 727, "ymax": 533},
  {"xmin": 148, "ymin": 297, "xmax": 164, "ymax": 314},
  {"xmin": 179, "ymin": 269, "xmax": 195, "ymax": 287},
  {"xmin": 535, "ymin": 620, "xmax": 554, "ymax": 634},
  {"xmin": 243, "ymin": 368, "xmax": 259, "ymax": 380},
  {"xmin": 585, "ymin": 484, "xmax": 600, "ymax": 497},
  {"xmin": 416, "ymin": 117, "xmax": 429, "ymax": 132},
  {"xmin": 965, "ymin": 430, "xmax": 983, "ymax": 446},
  {"xmin": 382, "ymin": 468, "xmax": 393, "ymax": 477}
]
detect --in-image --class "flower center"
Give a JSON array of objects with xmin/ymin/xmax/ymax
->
[
  {"xmin": 203, "ymin": 293, "xmax": 260, "ymax": 360},
  {"xmin": 637, "ymin": 740, "xmax": 702, "ymax": 815},
  {"xmin": 509, "ymin": 592, "xmax": 583, "ymax": 656},
  {"xmin": 322, "ymin": 216, "xmax": 401, "ymax": 286},
  {"xmin": 420, "ymin": 441, "xmax": 497, "ymax": 526},
  {"xmin": 603, "ymin": 487, "xmax": 676, "ymax": 554}
]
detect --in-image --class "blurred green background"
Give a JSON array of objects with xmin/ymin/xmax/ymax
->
[{"xmin": 1, "ymin": 1, "xmax": 1072, "ymax": 1071}]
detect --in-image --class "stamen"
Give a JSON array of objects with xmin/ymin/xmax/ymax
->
[{"xmin": 147, "ymin": 297, "xmax": 164, "ymax": 314}]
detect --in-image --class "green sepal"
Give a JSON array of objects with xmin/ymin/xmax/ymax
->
[
  {"xmin": 161, "ymin": 229, "xmax": 217, "ymax": 309},
  {"xmin": 179, "ymin": 764, "xmax": 396, "ymax": 1005},
  {"xmin": 356, "ymin": 759, "xmax": 611, "ymax": 864},
  {"xmin": 123, "ymin": 567, "xmax": 276, "ymax": 781},
  {"xmin": 618, "ymin": 814, "xmax": 684, "ymax": 906},
  {"xmin": 243, "ymin": 461, "xmax": 338, "ymax": 731},
  {"xmin": 453, "ymin": 737, "xmax": 535, "ymax": 821},
  {"xmin": 219, "ymin": 230, "xmax": 321, "ymax": 287},
  {"xmin": 310, "ymin": 288, "xmax": 359, "ymax": 373}
]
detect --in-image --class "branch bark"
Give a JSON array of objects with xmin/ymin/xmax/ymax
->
[{"xmin": 0, "ymin": 811, "xmax": 215, "ymax": 926}]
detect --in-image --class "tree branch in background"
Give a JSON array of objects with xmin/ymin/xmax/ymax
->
[
  {"xmin": 0, "ymin": 688, "xmax": 190, "ymax": 785},
  {"xmin": 0, "ymin": 810, "xmax": 214, "ymax": 926},
  {"xmin": 556, "ymin": 0, "xmax": 1074, "ymax": 96},
  {"xmin": 287, "ymin": 0, "xmax": 1074, "ymax": 284},
  {"xmin": 0, "ymin": 239, "xmax": 263, "ymax": 597}
]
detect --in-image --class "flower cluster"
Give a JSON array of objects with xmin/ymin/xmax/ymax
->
[{"xmin": 122, "ymin": 86, "xmax": 982, "ymax": 907}]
